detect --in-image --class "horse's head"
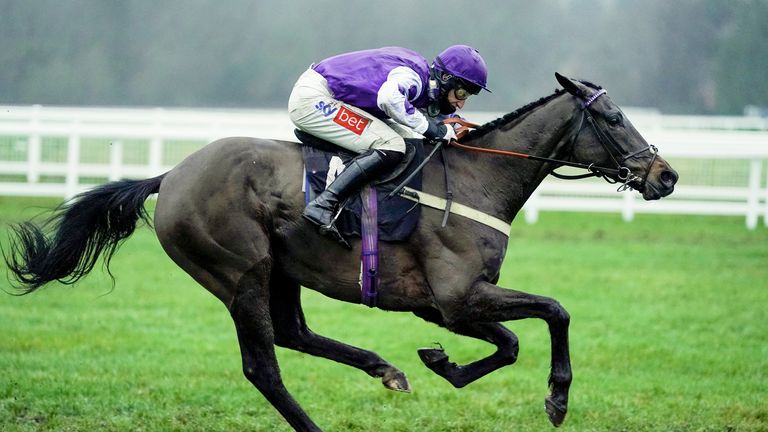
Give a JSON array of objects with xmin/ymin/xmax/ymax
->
[{"xmin": 555, "ymin": 73, "xmax": 678, "ymax": 200}]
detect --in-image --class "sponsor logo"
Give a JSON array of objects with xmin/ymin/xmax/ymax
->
[
  {"xmin": 333, "ymin": 106, "xmax": 370, "ymax": 136},
  {"xmin": 314, "ymin": 101, "xmax": 338, "ymax": 117}
]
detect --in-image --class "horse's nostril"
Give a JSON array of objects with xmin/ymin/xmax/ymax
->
[{"xmin": 660, "ymin": 170, "xmax": 678, "ymax": 186}]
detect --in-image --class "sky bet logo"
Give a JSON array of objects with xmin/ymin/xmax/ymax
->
[
  {"xmin": 314, "ymin": 101, "xmax": 338, "ymax": 117},
  {"xmin": 333, "ymin": 106, "xmax": 370, "ymax": 136}
]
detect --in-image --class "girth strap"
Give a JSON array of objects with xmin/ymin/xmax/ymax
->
[{"xmin": 398, "ymin": 187, "xmax": 511, "ymax": 236}]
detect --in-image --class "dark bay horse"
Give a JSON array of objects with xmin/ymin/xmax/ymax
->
[{"xmin": 5, "ymin": 74, "xmax": 677, "ymax": 431}]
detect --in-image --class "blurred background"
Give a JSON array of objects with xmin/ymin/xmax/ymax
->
[
  {"xmin": 2, "ymin": 0, "xmax": 768, "ymax": 228},
  {"xmin": 1, "ymin": 0, "xmax": 768, "ymax": 227},
  {"xmin": 1, "ymin": 2, "xmax": 767, "ymax": 431},
  {"xmin": 1, "ymin": 0, "xmax": 767, "ymax": 115}
]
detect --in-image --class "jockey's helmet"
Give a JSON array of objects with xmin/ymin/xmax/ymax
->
[{"xmin": 432, "ymin": 45, "xmax": 491, "ymax": 94}]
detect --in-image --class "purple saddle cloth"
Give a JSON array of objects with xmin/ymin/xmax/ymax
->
[{"xmin": 300, "ymin": 134, "xmax": 424, "ymax": 242}]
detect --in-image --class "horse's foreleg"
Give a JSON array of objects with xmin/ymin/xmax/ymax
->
[
  {"xmin": 413, "ymin": 309, "xmax": 519, "ymax": 388},
  {"xmin": 230, "ymin": 263, "xmax": 322, "ymax": 432},
  {"xmin": 462, "ymin": 281, "xmax": 572, "ymax": 427},
  {"xmin": 270, "ymin": 275, "xmax": 410, "ymax": 392}
]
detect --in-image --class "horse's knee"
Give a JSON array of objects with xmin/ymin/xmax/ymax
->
[
  {"xmin": 499, "ymin": 333, "xmax": 520, "ymax": 363},
  {"xmin": 546, "ymin": 300, "xmax": 570, "ymax": 327}
]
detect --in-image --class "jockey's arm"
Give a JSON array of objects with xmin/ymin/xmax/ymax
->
[{"xmin": 376, "ymin": 67, "xmax": 434, "ymax": 137}]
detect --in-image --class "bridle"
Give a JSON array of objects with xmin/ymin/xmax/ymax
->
[
  {"xmin": 560, "ymin": 89, "xmax": 659, "ymax": 191},
  {"xmin": 449, "ymin": 89, "xmax": 658, "ymax": 193}
]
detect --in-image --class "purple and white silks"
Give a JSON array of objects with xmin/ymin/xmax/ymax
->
[{"xmin": 312, "ymin": 47, "xmax": 432, "ymax": 134}]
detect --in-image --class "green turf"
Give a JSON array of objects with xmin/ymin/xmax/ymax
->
[{"xmin": 1, "ymin": 196, "xmax": 766, "ymax": 431}]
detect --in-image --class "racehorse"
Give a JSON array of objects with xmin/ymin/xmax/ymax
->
[{"xmin": 4, "ymin": 74, "xmax": 677, "ymax": 431}]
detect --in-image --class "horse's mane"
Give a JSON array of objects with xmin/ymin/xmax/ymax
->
[{"xmin": 467, "ymin": 80, "xmax": 603, "ymax": 141}]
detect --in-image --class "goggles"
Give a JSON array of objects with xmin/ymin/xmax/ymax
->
[
  {"xmin": 452, "ymin": 79, "xmax": 481, "ymax": 100},
  {"xmin": 454, "ymin": 86, "xmax": 473, "ymax": 100}
]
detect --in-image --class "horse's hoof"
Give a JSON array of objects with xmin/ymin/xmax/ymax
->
[
  {"xmin": 417, "ymin": 347, "xmax": 449, "ymax": 366},
  {"xmin": 382, "ymin": 370, "xmax": 411, "ymax": 393},
  {"xmin": 544, "ymin": 396, "xmax": 567, "ymax": 427}
]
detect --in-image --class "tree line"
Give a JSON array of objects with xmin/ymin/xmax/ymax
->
[{"xmin": 1, "ymin": 0, "xmax": 766, "ymax": 115}]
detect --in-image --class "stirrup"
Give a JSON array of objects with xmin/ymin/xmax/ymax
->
[{"xmin": 318, "ymin": 222, "xmax": 351, "ymax": 249}]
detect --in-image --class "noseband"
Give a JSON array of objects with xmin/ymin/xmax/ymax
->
[{"xmin": 557, "ymin": 89, "xmax": 658, "ymax": 192}]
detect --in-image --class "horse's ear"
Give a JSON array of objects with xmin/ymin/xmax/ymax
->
[{"xmin": 555, "ymin": 72, "xmax": 581, "ymax": 96}]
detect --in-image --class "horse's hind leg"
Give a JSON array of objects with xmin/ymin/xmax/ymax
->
[
  {"xmin": 230, "ymin": 259, "xmax": 321, "ymax": 432},
  {"xmin": 270, "ymin": 272, "xmax": 410, "ymax": 392}
]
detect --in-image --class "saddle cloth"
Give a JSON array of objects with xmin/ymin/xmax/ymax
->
[{"xmin": 298, "ymin": 130, "xmax": 424, "ymax": 242}]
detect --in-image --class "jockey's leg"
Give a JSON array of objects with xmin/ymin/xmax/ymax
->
[
  {"xmin": 288, "ymin": 68, "xmax": 407, "ymax": 247},
  {"xmin": 302, "ymin": 149, "xmax": 401, "ymax": 247}
]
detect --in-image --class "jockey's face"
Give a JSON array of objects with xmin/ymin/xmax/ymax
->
[
  {"xmin": 446, "ymin": 89, "xmax": 467, "ymax": 111},
  {"xmin": 438, "ymin": 73, "xmax": 472, "ymax": 114}
]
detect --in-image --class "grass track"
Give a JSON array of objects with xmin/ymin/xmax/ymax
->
[{"xmin": 1, "ymin": 196, "xmax": 766, "ymax": 431}]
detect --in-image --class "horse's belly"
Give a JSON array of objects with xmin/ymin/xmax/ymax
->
[{"xmin": 274, "ymin": 244, "xmax": 433, "ymax": 310}]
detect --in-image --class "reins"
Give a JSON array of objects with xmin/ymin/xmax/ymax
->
[
  {"xmin": 445, "ymin": 116, "xmax": 631, "ymax": 181},
  {"xmin": 386, "ymin": 88, "xmax": 658, "ymax": 235},
  {"xmin": 443, "ymin": 90, "xmax": 657, "ymax": 192},
  {"xmin": 449, "ymin": 138, "xmax": 630, "ymax": 180}
]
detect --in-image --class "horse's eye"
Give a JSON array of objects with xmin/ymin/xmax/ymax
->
[{"xmin": 606, "ymin": 112, "xmax": 623, "ymax": 126}]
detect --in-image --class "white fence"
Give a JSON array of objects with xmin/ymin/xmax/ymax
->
[{"xmin": 1, "ymin": 105, "xmax": 767, "ymax": 229}]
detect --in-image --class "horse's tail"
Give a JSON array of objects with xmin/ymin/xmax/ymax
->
[{"xmin": 4, "ymin": 174, "xmax": 166, "ymax": 294}]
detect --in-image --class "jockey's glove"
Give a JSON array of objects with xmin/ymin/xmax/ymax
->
[{"xmin": 424, "ymin": 120, "xmax": 457, "ymax": 143}]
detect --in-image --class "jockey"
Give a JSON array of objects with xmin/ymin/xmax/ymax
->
[{"xmin": 288, "ymin": 45, "xmax": 490, "ymax": 246}]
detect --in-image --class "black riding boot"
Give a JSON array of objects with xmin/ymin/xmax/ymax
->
[{"xmin": 303, "ymin": 149, "xmax": 400, "ymax": 248}]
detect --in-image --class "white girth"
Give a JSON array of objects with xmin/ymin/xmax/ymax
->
[{"xmin": 399, "ymin": 187, "xmax": 511, "ymax": 236}]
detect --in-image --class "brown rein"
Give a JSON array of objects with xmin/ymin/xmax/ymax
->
[
  {"xmin": 443, "ymin": 117, "xmax": 539, "ymax": 159},
  {"xmin": 440, "ymin": 116, "xmax": 636, "ymax": 183}
]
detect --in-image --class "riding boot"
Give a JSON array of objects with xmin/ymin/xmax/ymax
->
[{"xmin": 303, "ymin": 149, "xmax": 397, "ymax": 248}]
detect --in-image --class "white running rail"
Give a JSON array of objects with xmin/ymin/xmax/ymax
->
[{"xmin": 1, "ymin": 105, "xmax": 767, "ymax": 229}]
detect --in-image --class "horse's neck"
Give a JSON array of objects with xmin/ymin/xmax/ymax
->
[{"xmin": 450, "ymin": 96, "xmax": 575, "ymax": 223}]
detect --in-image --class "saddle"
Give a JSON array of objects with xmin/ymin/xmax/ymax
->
[{"xmin": 296, "ymin": 129, "xmax": 424, "ymax": 242}]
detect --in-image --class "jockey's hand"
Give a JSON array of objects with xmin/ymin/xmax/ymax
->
[
  {"xmin": 437, "ymin": 123, "xmax": 457, "ymax": 143},
  {"xmin": 425, "ymin": 121, "xmax": 457, "ymax": 143}
]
